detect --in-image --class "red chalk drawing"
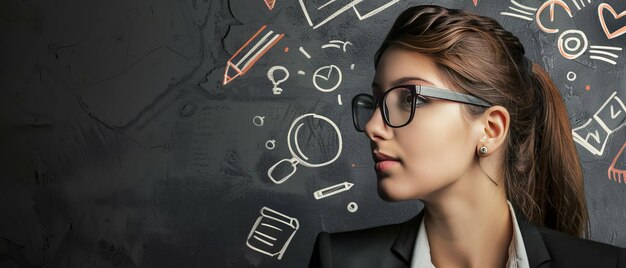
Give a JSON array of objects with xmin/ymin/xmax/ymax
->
[
  {"xmin": 223, "ymin": 25, "xmax": 284, "ymax": 85},
  {"xmin": 265, "ymin": 0, "xmax": 276, "ymax": 10},
  {"xmin": 598, "ymin": 3, "xmax": 626, "ymax": 40},
  {"xmin": 608, "ymin": 142, "xmax": 626, "ymax": 184}
]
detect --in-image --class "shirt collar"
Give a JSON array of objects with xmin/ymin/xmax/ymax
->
[
  {"xmin": 507, "ymin": 200, "xmax": 531, "ymax": 268},
  {"xmin": 391, "ymin": 200, "xmax": 551, "ymax": 268},
  {"xmin": 411, "ymin": 208, "xmax": 434, "ymax": 267}
]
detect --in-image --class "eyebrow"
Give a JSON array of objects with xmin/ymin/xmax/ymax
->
[{"xmin": 371, "ymin": 76, "xmax": 435, "ymax": 92}]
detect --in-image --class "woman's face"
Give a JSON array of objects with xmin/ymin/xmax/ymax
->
[{"xmin": 366, "ymin": 46, "xmax": 481, "ymax": 201}]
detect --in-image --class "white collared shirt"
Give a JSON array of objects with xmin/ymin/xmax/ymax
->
[{"xmin": 410, "ymin": 200, "xmax": 530, "ymax": 268}]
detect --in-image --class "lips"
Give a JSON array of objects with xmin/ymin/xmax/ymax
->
[
  {"xmin": 373, "ymin": 151, "xmax": 400, "ymax": 172},
  {"xmin": 375, "ymin": 160, "xmax": 399, "ymax": 172}
]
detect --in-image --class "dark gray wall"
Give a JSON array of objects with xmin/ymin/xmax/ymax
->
[{"xmin": 1, "ymin": 0, "xmax": 625, "ymax": 267}]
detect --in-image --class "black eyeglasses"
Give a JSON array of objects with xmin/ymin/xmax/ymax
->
[{"xmin": 351, "ymin": 84, "xmax": 493, "ymax": 132}]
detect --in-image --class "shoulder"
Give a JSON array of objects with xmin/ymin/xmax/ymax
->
[
  {"xmin": 326, "ymin": 220, "xmax": 406, "ymax": 244},
  {"xmin": 311, "ymin": 220, "xmax": 405, "ymax": 255},
  {"xmin": 309, "ymin": 216, "xmax": 418, "ymax": 268},
  {"xmin": 533, "ymin": 225, "xmax": 626, "ymax": 267}
]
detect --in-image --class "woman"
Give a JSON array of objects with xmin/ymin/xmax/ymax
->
[{"xmin": 309, "ymin": 4, "xmax": 626, "ymax": 268}]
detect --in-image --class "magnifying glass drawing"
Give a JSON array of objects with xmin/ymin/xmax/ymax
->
[{"xmin": 268, "ymin": 113, "xmax": 343, "ymax": 184}]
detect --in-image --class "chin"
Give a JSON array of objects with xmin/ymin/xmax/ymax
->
[
  {"xmin": 377, "ymin": 187, "xmax": 395, "ymax": 201},
  {"xmin": 377, "ymin": 180, "xmax": 413, "ymax": 202}
]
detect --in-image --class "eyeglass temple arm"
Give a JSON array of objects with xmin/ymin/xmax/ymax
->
[{"xmin": 417, "ymin": 86, "xmax": 493, "ymax": 107}]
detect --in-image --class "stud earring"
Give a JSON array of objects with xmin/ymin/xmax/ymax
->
[{"xmin": 479, "ymin": 146, "xmax": 488, "ymax": 156}]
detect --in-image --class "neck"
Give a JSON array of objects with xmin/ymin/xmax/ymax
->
[{"xmin": 421, "ymin": 164, "xmax": 513, "ymax": 268}]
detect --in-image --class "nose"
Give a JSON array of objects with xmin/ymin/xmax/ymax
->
[{"xmin": 364, "ymin": 105, "xmax": 393, "ymax": 141}]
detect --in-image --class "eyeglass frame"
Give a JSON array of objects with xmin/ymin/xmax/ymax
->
[{"xmin": 351, "ymin": 84, "xmax": 494, "ymax": 131}]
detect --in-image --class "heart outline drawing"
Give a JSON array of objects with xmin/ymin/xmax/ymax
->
[{"xmin": 598, "ymin": 3, "xmax": 626, "ymax": 39}]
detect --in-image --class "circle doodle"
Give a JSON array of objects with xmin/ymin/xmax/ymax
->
[
  {"xmin": 265, "ymin": 140, "xmax": 276, "ymax": 150},
  {"xmin": 557, "ymin": 30, "xmax": 588, "ymax": 60},
  {"xmin": 253, "ymin": 116, "xmax": 265, "ymax": 127},
  {"xmin": 347, "ymin": 202, "xmax": 358, "ymax": 213},
  {"xmin": 567, "ymin": 71, "xmax": 577, "ymax": 81}
]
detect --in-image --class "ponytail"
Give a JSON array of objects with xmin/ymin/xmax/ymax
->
[{"xmin": 523, "ymin": 63, "xmax": 590, "ymax": 238}]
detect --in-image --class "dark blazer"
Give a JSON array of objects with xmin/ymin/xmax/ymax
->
[{"xmin": 309, "ymin": 207, "xmax": 626, "ymax": 268}]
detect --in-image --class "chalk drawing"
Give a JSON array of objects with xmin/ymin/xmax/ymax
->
[
  {"xmin": 246, "ymin": 207, "xmax": 299, "ymax": 260},
  {"xmin": 224, "ymin": 25, "xmax": 284, "ymax": 85},
  {"xmin": 313, "ymin": 65, "xmax": 343, "ymax": 92},
  {"xmin": 267, "ymin": 65, "xmax": 290, "ymax": 95},
  {"xmin": 314, "ymin": 181, "xmax": 354, "ymax": 199},
  {"xmin": 253, "ymin": 116, "xmax": 265, "ymax": 127},
  {"xmin": 608, "ymin": 142, "xmax": 626, "ymax": 184},
  {"xmin": 268, "ymin": 113, "xmax": 343, "ymax": 184},
  {"xmin": 573, "ymin": 91, "xmax": 626, "ymax": 156},
  {"xmin": 598, "ymin": 3, "xmax": 626, "ymax": 39}
]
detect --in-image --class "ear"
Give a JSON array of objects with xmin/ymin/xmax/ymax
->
[{"xmin": 477, "ymin": 105, "xmax": 510, "ymax": 156}]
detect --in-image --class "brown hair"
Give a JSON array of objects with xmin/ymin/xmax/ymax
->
[{"xmin": 375, "ymin": 5, "xmax": 589, "ymax": 238}]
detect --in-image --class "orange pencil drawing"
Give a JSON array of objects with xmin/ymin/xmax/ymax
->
[{"xmin": 223, "ymin": 25, "xmax": 285, "ymax": 85}]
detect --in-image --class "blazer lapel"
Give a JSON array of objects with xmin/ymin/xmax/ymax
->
[
  {"xmin": 512, "ymin": 203, "xmax": 552, "ymax": 268},
  {"xmin": 390, "ymin": 209, "xmax": 425, "ymax": 265},
  {"xmin": 388, "ymin": 204, "xmax": 552, "ymax": 268}
]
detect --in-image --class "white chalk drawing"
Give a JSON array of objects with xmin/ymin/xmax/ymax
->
[
  {"xmin": 573, "ymin": 91, "xmax": 626, "ymax": 156},
  {"xmin": 352, "ymin": 0, "xmax": 400, "ymax": 20},
  {"xmin": 299, "ymin": 46, "xmax": 312, "ymax": 59},
  {"xmin": 589, "ymin": 45, "xmax": 622, "ymax": 65},
  {"xmin": 314, "ymin": 181, "xmax": 354, "ymax": 200},
  {"xmin": 267, "ymin": 66, "xmax": 290, "ymax": 95},
  {"xmin": 500, "ymin": 0, "xmax": 537, "ymax": 21},
  {"xmin": 266, "ymin": 140, "xmax": 276, "ymax": 150},
  {"xmin": 567, "ymin": 71, "xmax": 577, "ymax": 81},
  {"xmin": 321, "ymin": 40, "xmax": 353, "ymax": 52},
  {"xmin": 299, "ymin": 0, "xmax": 363, "ymax": 29},
  {"xmin": 253, "ymin": 116, "xmax": 265, "ymax": 127},
  {"xmin": 298, "ymin": 70, "xmax": 306, "ymax": 75},
  {"xmin": 299, "ymin": 0, "xmax": 397, "ymax": 29},
  {"xmin": 268, "ymin": 113, "xmax": 343, "ymax": 184},
  {"xmin": 246, "ymin": 207, "xmax": 299, "ymax": 260},
  {"xmin": 337, "ymin": 94, "xmax": 343, "ymax": 105},
  {"xmin": 573, "ymin": 118, "xmax": 611, "ymax": 156},
  {"xmin": 556, "ymin": 30, "xmax": 622, "ymax": 64},
  {"xmin": 350, "ymin": 63, "xmax": 355, "ymax": 70},
  {"xmin": 557, "ymin": 29, "xmax": 588, "ymax": 59},
  {"xmin": 347, "ymin": 202, "xmax": 358, "ymax": 212},
  {"xmin": 313, "ymin": 65, "xmax": 343, "ymax": 92},
  {"xmin": 571, "ymin": 0, "xmax": 593, "ymax": 11},
  {"xmin": 594, "ymin": 92, "xmax": 626, "ymax": 132}
]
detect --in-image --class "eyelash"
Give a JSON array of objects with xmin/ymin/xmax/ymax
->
[{"xmin": 417, "ymin": 95, "xmax": 430, "ymax": 103}]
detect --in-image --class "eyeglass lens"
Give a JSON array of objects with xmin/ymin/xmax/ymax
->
[
  {"xmin": 353, "ymin": 87, "xmax": 417, "ymax": 131},
  {"xmin": 385, "ymin": 87, "xmax": 414, "ymax": 127},
  {"xmin": 353, "ymin": 95, "xmax": 375, "ymax": 132}
]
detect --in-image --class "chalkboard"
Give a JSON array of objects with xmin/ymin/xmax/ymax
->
[{"xmin": 1, "ymin": 0, "xmax": 625, "ymax": 267}]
